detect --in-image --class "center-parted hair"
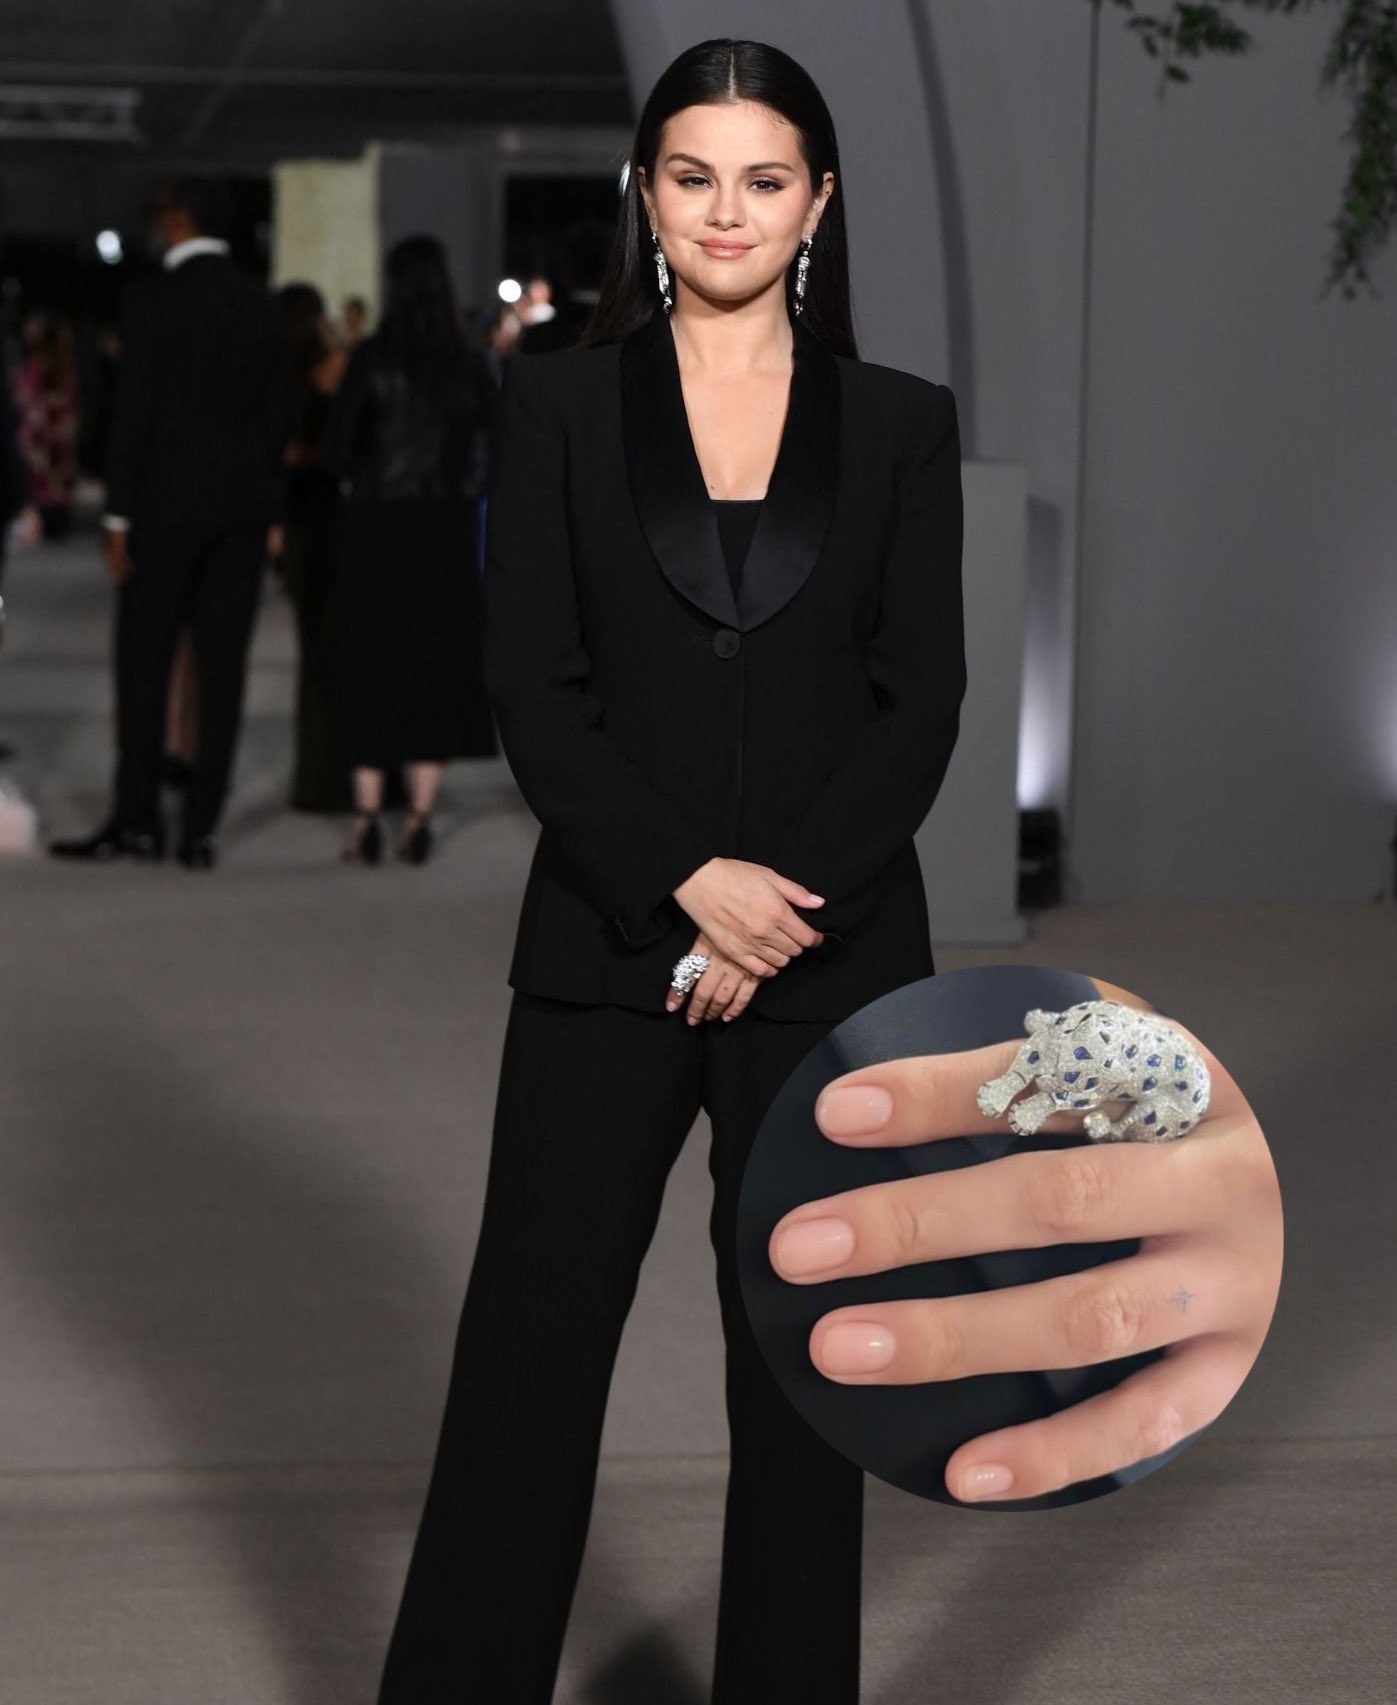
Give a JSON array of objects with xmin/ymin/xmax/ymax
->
[{"xmin": 581, "ymin": 38, "xmax": 857, "ymax": 358}]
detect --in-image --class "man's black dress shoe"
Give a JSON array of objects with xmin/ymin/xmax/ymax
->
[
  {"xmin": 49, "ymin": 823, "xmax": 165, "ymax": 862},
  {"xmin": 177, "ymin": 834, "xmax": 217, "ymax": 870}
]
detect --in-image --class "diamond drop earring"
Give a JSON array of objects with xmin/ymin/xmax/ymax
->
[
  {"xmin": 650, "ymin": 227, "xmax": 673, "ymax": 314},
  {"xmin": 794, "ymin": 232, "xmax": 813, "ymax": 316}
]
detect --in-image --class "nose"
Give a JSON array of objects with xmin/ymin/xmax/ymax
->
[{"xmin": 708, "ymin": 185, "xmax": 745, "ymax": 228}]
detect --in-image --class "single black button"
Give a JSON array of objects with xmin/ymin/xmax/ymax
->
[{"xmin": 712, "ymin": 628, "xmax": 741, "ymax": 658}]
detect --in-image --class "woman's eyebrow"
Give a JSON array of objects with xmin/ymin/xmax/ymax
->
[{"xmin": 663, "ymin": 153, "xmax": 795, "ymax": 173}]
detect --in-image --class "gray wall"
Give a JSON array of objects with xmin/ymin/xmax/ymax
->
[
  {"xmin": 913, "ymin": 0, "xmax": 1396, "ymax": 902},
  {"xmin": 1074, "ymin": 8, "xmax": 1397, "ymax": 900},
  {"xmin": 915, "ymin": 2, "xmax": 1093, "ymax": 825},
  {"xmin": 377, "ymin": 141, "xmax": 501, "ymax": 320}
]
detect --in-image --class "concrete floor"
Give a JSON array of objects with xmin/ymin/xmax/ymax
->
[{"xmin": 0, "ymin": 528, "xmax": 1393, "ymax": 1704}]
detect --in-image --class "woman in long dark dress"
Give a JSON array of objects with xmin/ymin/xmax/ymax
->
[
  {"xmin": 375, "ymin": 38, "xmax": 965, "ymax": 1705},
  {"xmin": 275, "ymin": 282, "xmax": 352, "ymax": 812},
  {"xmin": 321, "ymin": 236, "xmax": 497, "ymax": 864}
]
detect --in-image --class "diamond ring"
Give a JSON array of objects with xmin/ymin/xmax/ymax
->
[
  {"xmin": 671, "ymin": 952, "xmax": 711, "ymax": 996},
  {"xmin": 976, "ymin": 999, "xmax": 1211, "ymax": 1142}
]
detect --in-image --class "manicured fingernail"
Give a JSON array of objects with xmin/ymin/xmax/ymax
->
[
  {"xmin": 773, "ymin": 1216, "xmax": 854, "ymax": 1276},
  {"xmin": 956, "ymin": 1463, "xmax": 1014, "ymax": 1500},
  {"xmin": 819, "ymin": 1321, "xmax": 896, "ymax": 1373},
  {"xmin": 816, "ymin": 1085, "xmax": 893, "ymax": 1137}
]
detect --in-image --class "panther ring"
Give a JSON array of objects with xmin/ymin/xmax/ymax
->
[
  {"xmin": 975, "ymin": 999, "xmax": 1211, "ymax": 1142},
  {"xmin": 670, "ymin": 952, "xmax": 711, "ymax": 996}
]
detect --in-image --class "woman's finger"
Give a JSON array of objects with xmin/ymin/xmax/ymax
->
[
  {"xmin": 812, "ymin": 1021, "xmax": 1244, "ymax": 1148},
  {"xmin": 666, "ymin": 941, "xmax": 704, "ymax": 1015},
  {"xmin": 771, "ymin": 915, "xmax": 823, "ymax": 957},
  {"xmin": 723, "ymin": 975, "xmax": 760, "ymax": 1022},
  {"xmin": 770, "ymin": 1119, "xmax": 1254, "ymax": 1278},
  {"xmin": 686, "ymin": 965, "xmax": 720, "ymax": 1023},
  {"xmin": 729, "ymin": 932, "xmax": 784, "ymax": 978},
  {"xmin": 804, "ymin": 1243, "xmax": 1260, "ymax": 1386},
  {"xmin": 942, "ymin": 1330, "xmax": 1249, "ymax": 1502},
  {"xmin": 684, "ymin": 945, "xmax": 751, "ymax": 1024},
  {"xmin": 694, "ymin": 964, "xmax": 740, "ymax": 1023},
  {"xmin": 707, "ymin": 969, "xmax": 743, "ymax": 1020}
]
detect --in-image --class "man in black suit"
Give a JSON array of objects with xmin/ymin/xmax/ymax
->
[{"xmin": 50, "ymin": 178, "xmax": 288, "ymax": 869}]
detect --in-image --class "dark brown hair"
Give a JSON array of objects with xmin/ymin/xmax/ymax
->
[{"xmin": 580, "ymin": 38, "xmax": 856, "ymax": 358}]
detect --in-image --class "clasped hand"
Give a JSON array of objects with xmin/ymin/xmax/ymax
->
[{"xmin": 668, "ymin": 856, "xmax": 826, "ymax": 1022}]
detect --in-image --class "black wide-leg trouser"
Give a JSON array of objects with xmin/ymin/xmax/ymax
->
[{"xmin": 377, "ymin": 988, "xmax": 863, "ymax": 1705}]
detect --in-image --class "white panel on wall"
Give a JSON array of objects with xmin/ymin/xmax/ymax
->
[{"xmin": 271, "ymin": 147, "xmax": 381, "ymax": 322}]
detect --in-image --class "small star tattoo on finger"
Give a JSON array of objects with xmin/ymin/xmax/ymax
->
[{"xmin": 1171, "ymin": 1287, "xmax": 1195, "ymax": 1312}]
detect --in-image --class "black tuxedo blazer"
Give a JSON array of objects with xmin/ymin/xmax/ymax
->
[
  {"xmin": 104, "ymin": 254, "xmax": 288, "ymax": 535},
  {"xmin": 482, "ymin": 309, "xmax": 965, "ymax": 1021}
]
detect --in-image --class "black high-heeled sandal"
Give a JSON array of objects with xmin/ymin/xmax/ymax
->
[
  {"xmin": 398, "ymin": 811, "xmax": 434, "ymax": 866},
  {"xmin": 342, "ymin": 811, "xmax": 383, "ymax": 865}
]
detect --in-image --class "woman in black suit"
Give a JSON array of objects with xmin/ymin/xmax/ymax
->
[{"xmin": 376, "ymin": 38, "xmax": 965, "ymax": 1705}]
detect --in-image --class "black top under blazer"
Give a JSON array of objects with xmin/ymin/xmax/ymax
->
[{"xmin": 482, "ymin": 308, "xmax": 966, "ymax": 1021}]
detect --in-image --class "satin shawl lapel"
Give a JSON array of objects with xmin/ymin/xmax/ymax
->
[{"xmin": 619, "ymin": 310, "xmax": 840, "ymax": 632}]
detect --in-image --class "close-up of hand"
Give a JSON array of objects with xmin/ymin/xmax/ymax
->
[
  {"xmin": 672, "ymin": 857, "xmax": 825, "ymax": 980},
  {"xmin": 767, "ymin": 994, "xmax": 1283, "ymax": 1504}
]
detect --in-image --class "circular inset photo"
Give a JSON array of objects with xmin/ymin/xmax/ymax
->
[{"xmin": 736, "ymin": 963, "xmax": 1283, "ymax": 1510}]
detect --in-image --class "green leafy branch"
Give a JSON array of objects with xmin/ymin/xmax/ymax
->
[{"xmin": 1093, "ymin": 0, "xmax": 1397, "ymax": 297}]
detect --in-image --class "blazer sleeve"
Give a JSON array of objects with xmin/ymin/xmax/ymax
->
[
  {"xmin": 481, "ymin": 353, "xmax": 720, "ymax": 949},
  {"xmin": 102, "ymin": 274, "xmax": 161, "ymax": 524},
  {"xmin": 770, "ymin": 382, "xmax": 966, "ymax": 936}
]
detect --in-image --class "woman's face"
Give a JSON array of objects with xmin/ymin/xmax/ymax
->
[{"xmin": 639, "ymin": 100, "xmax": 834, "ymax": 315}]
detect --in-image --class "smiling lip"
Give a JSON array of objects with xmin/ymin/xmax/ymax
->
[{"xmin": 698, "ymin": 240, "xmax": 753, "ymax": 256}]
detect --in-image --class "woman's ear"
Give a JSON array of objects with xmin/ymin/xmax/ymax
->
[{"xmin": 811, "ymin": 173, "xmax": 836, "ymax": 236}]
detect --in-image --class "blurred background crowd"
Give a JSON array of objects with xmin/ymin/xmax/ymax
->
[{"xmin": 0, "ymin": 179, "xmax": 615, "ymax": 868}]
